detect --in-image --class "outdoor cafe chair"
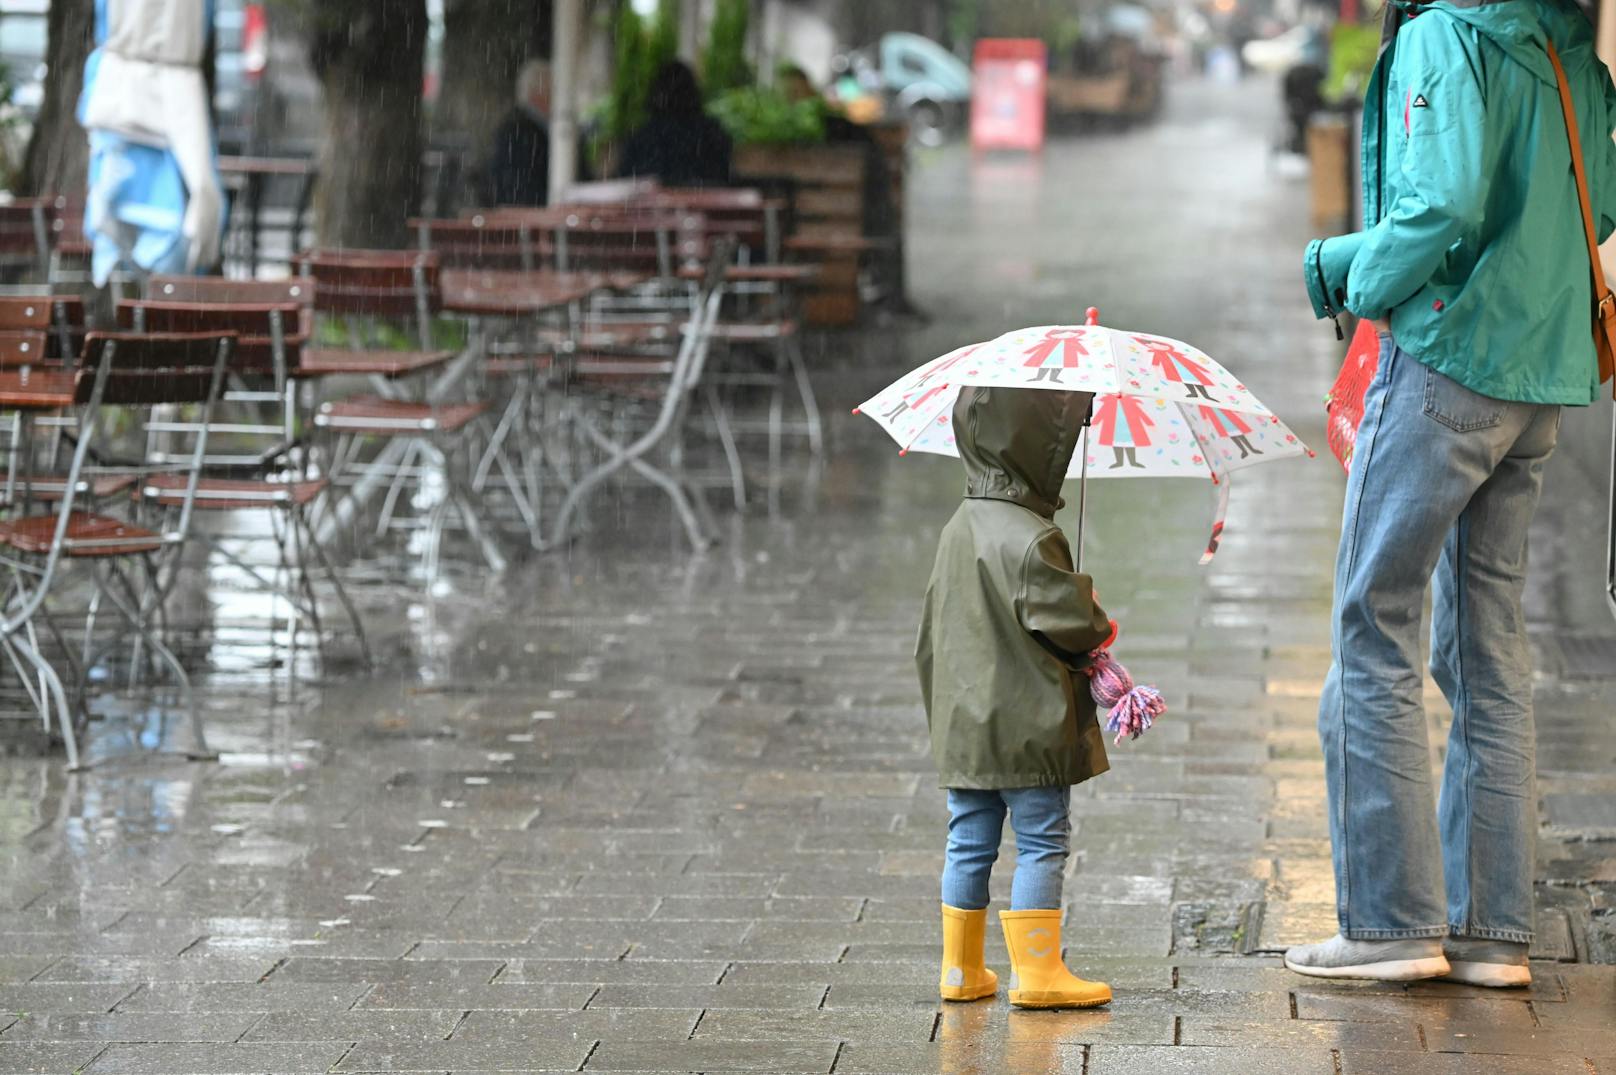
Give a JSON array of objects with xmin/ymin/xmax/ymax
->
[
  {"xmin": 295, "ymin": 249, "xmax": 514, "ymax": 574},
  {"xmin": 0, "ymin": 199, "xmax": 61, "ymax": 281},
  {"xmin": 0, "ymin": 331, "xmax": 232, "ymax": 768},
  {"xmin": 414, "ymin": 215, "xmax": 543, "ymax": 272},
  {"xmin": 549, "ymin": 241, "xmax": 732, "ymax": 551},
  {"xmin": 118, "ymin": 297, "xmax": 372, "ymax": 669},
  {"xmin": 0, "ymin": 295, "xmax": 97, "ymax": 508}
]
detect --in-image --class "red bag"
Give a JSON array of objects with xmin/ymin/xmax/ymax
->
[{"xmin": 1324, "ymin": 319, "xmax": 1381, "ymax": 473}]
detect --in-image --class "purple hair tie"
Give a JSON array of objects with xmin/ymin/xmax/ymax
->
[{"xmin": 1088, "ymin": 649, "xmax": 1167, "ymax": 745}]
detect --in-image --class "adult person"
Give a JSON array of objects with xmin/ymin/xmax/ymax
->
[
  {"xmin": 481, "ymin": 60, "xmax": 589, "ymax": 207},
  {"xmin": 1288, "ymin": 0, "xmax": 1616, "ymax": 987},
  {"xmin": 616, "ymin": 61, "xmax": 732, "ymax": 187}
]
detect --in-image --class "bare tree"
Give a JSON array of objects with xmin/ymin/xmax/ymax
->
[
  {"xmin": 302, "ymin": 0, "xmax": 430, "ymax": 248},
  {"xmin": 19, "ymin": 0, "xmax": 95, "ymax": 197}
]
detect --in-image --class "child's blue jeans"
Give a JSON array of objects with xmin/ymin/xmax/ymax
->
[{"xmin": 941, "ymin": 786, "xmax": 1071, "ymax": 911}]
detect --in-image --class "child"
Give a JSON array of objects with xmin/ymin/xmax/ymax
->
[{"xmin": 915, "ymin": 385, "xmax": 1116, "ymax": 1010}]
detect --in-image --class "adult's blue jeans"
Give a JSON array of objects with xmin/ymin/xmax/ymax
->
[
  {"xmin": 1320, "ymin": 338, "xmax": 1559, "ymax": 943},
  {"xmin": 941, "ymin": 786, "xmax": 1071, "ymax": 910}
]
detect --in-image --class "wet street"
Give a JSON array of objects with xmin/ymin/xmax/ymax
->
[{"xmin": 2, "ymin": 75, "xmax": 1615, "ymax": 1073}]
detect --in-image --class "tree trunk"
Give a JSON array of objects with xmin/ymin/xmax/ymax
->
[
  {"xmin": 19, "ymin": 0, "xmax": 95, "ymax": 198},
  {"xmin": 436, "ymin": 0, "xmax": 550, "ymax": 171},
  {"xmin": 307, "ymin": 0, "xmax": 429, "ymax": 249}
]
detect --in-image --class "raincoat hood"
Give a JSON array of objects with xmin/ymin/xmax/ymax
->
[
  {"xmin": 1389, "ymin": 0, "xmax": 1594, "ymax": 86},
  {"xmin": 954, "ymin": 387, "xmax": 1090, "ymax": 518}
]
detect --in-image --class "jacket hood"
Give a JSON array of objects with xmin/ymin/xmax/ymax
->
[
  {"xmin": 953, "ymin": 386, "xmax": 1090, "ymax": 518},
  {"xmin": 1389, "ymin": 0, "xmax": 1596, "ymax": 85}
]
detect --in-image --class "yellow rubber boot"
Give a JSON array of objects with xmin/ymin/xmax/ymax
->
[
  {"xmin": 939, "ymin": 904, "xmax": 999, "ymax": 1001},
  {"xmin": 999, "ymin": 909, "xmax": 1112, "ymax": 1009}
]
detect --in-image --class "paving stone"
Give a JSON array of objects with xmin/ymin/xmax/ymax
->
[
  {"xmin": 836, "ymin": 1042, "xmax": 1087, "ymax": 1074},
  {"xmin": 1422, "ymin": 1024, "xmax": 1616, "ymax": 1056},
  {"xmin": 83, "ymin": 1042, "xmax": 350, "ymax": 1073},
  {"xmin": 241, "ymin": 1009, "xmax": 466, "ymax": 1041},
  {"xmin": 0, "ymin": 984, "xmax": 138, "ymax": 1013},
  {"xmin": 1087, "ymin": 1044, "xmax": 1337, "ymax": 1074},
  {"xmin": 937, "ymin": 1005, "xmax": 1175, "ymax": 1046},
  {"xmin": 113, "ymin": 982, "xmax": 371, "ymax": 1012},
  {"xmin": 451, "ymin": 1008, "xmax": 701, "ymax": 1042},
  {"xmin": 1294, "ymin": 992, "xmax": 1538, "ymax": 1027},
  {"xmin": 334, "ymin": 1038, "xmax": 594, "ymax": 1071},
  {"xmin": 1339, "ymin": 1050, "xmax": 1591, "ymax": 1075},
  {"xmin": 1179, "ymin": 1016, "xmax": 1422, "ymax": 1050},
  {"xmin": 587, "ymin": 984, "xmax": 827, "ymax": 1010},
  {"xmin": 583, "ymin": 1041, "xmax": 840, "ymax": 1072},
  {"xmin": 0, "ymin": 1012, "xmax": 259, "ymax": 1042},
  {"xmin": 272, "ymin": 957, "xmax": 508, "ymax": 985},
  {"xmin": 0, "ymin": 1041, "xmax": 107, "ymax": 1074},
  {"xmin": 691, "ymin": 1008, "xmax": 936, "ymax": 1043},
  {"xmin": 355, "ymin": 982, "xmax": 595, "ymax": 1010},
  {"xmin": 31, "ymin": 956, "xmax": 277, "ymax": 984},
  {"xmin": 494, "ymin": 959, "xmax": 728, "ymax": 985}
]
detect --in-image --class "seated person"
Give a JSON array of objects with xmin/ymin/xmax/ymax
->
[{"xmin": 616, "ymin": 61, "xmax": 732, "ymax": 187}]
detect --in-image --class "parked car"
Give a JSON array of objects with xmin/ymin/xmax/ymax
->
[{"xmin": 832, "ymin": 32, "xmax": 972, "ymax": 147}]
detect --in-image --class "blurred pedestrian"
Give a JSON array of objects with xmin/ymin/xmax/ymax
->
[
  {"xmin": 616, "ymin": 61, "xmax": 732, "ymax": 187},
  {"xmin": 481, "ymin": 60, "xmax": 556, "ymax": 206},
  {"xmin": 916, "ymin": 386, "xmax": 1118, "ymax": 1011},
  {"xmin": 1290, "ymin": 0, "xmax": 1616, "ymax": 988}
]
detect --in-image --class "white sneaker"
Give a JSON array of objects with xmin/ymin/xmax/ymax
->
[
  {"xmin": 1284, "ymin": 934, "xmax": 1450, "ymax": 982},
  {"xmin": 1441, "ymin": 938, "xmax": 1531, "ymax": 988}
]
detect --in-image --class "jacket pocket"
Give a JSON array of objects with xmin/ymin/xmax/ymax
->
[{"xmin": 1422, "ymin": 365, "xmax": 1503, "ymax": 433}]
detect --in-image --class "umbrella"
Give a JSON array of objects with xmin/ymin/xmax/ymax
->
[
  {"xmin": 856, "ymin": 309, "xmax": 1314, "ymax": 563},
  {"xmin": 78, "ymin": 0, "xmax": 223, "ymax": 285}
]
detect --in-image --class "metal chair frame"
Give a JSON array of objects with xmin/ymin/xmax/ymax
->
[
  {"xmin": 120, "ymin": 297, "xmax": 372, "ymax": 668},
  {"xmin": 0, "ymin": 332, "xmax": 232, "ymax": 768}
]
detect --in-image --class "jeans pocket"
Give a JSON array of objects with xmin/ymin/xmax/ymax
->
[{"xmin": 1422, "ymin": 366, "xmax": 1504, "ymax": 433}]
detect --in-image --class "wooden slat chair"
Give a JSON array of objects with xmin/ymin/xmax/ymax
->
[
  {"xmin": 0, "ymin": 199, "xmax": 60, "ymax": 280},
  {"xmin": 0, "ymin": 293, "xmax": 86, "ymax": 362},
  {"xmin": 118, "ymin": 298, "xmax": 370, "ymax": 667},
  {"xmin": 0, "ymin": 295, "xmax": 98, "ymax": 509},
  {"xmin": 0, "ymin": 332, "xmax": 232, "ymax": 768},
  {"xmin": 413, "ymin": 215, "xmax": 546, "ymax": 271},
  {"xmin": 295, "ymin": 250, "xmax": 513, "ymax": 573}
]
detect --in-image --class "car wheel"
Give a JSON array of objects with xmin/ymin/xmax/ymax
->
[{"xmin": 907, "ymin": 99, "xmax": 947, "ymax": 147}]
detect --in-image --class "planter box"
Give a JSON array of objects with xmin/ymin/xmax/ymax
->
[{"xmin": 734, "ymin": 142, "xmax": 868, "ymax": 327}]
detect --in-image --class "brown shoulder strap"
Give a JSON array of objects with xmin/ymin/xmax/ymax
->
[{"xmin": 1546, "ymin": 40, "xmax": 1614, "ymax": 310}]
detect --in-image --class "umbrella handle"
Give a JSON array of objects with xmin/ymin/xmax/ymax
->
[{"xmin": 1075, "ymin": 399, "xmax": 1092, "ymax": 572}]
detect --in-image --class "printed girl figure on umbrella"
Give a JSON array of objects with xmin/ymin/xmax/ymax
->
[
  {"xmin": 1092, "ymin": 392, "xmax": 1154, "ymax": 469},
  {"xmin": 1024, "ymin": 328, "xmax": 1089, "ymax": 384},
  {"xmin": 1136, "ymin": 337, "xmax": 1218, "ymax": 401},
  {"xmin": 883, "ymin": 382, "xmax": 952, "ymax": 421},
  {"xmin": 1198, "ymin": 405, "xmax": 1264, "ymax": 460}
]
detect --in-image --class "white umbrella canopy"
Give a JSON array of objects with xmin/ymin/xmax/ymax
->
[{"xmin": 856, "ymin": 310, "xmax": 1315, "ymax": 562}]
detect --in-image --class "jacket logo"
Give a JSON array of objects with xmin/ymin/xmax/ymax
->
[{"xmin": 1412, "ymin": 94, "xmax": 1429, "ymax": 108}]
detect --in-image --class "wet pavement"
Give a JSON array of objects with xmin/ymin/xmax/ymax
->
[{"xmin": 2, "ymin": 74, "xmax": 1615, "ymax": 1073}]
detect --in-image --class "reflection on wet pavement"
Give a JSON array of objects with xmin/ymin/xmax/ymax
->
[{"xmin": 1, "ymin": 74, "xmax": 1614, "ymax": 1074}]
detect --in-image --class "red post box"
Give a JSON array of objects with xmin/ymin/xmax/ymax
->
[{"xmin": 970, "ymin": 39, "xmax": 1047, "ymax": 152}]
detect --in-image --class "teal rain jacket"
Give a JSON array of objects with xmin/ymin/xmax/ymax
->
[{"xmin": 1304, "ymin": 0, "xmax": 1616, "ymax": 404}]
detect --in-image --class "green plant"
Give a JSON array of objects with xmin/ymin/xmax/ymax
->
[
  {"xmin": 599, "ymin": 0, "xmax": 682, "ymax": 148},
  {"xmin": 709, "ymin": 86, "xmax": 826, "ymax": 146},
  {"xmin": 702, "ymin": 0, "xmax": 751, "ymax": 99},
  {"xmin": 1324, "ymin": 23, "xmax": 1380, "ymax": 104}
]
